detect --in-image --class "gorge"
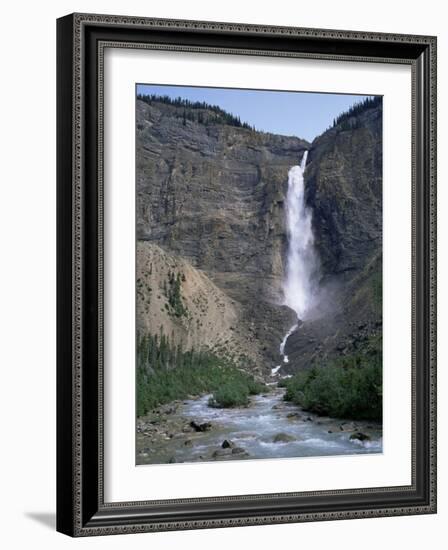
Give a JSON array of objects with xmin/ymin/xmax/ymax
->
[{"xmin": 135, "ymin": 93, "xmax": 383, "ymax": 463}]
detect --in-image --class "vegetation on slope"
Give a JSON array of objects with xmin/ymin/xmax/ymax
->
[
  {"xmin": 163, "ymin": 270, "xmax": 187, "ymax": 318},
  {"xmin": 332, "ymin": 96, "xmax": 382, "ymax": 130},
  {"xmin": 137, "ymin": 333, "xmax": 266, "ymax": 416},
  {"xmin": 137, "ymin": 93, "xmax": 255, "ymax": 130},
  {"xmin": 281, "ymin": 335, "xmax": 382, "ymax": 421}
]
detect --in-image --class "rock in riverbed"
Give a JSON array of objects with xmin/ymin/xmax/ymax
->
[
  {"xmin": 190, "ymin": 420, "xmax": 212, "ymax": 432},
  {"xmin": 350, "ymin": 431, "xmax": 371, "ymax": 442},
  {"xmin": 231, "ymin": 447, "xmax": 249, "ymax": 456},
  {"xmin": 212, "ymin": 445, "xmax": 250, "ymax": 459},
  {"xmin": 273, "ymin": 432, "xmax": 296, "ymax": 443},
  {"xmin": 212, "ymin": 448, "xmax": 233, "ymax": 458}
]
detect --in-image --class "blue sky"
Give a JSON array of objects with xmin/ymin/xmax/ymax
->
[{"xmin": 137, "ymin": 84, "xmax": 376, "ymax": 142}]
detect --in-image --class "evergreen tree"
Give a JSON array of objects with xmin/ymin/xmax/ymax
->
[
  {"xmin": 137, "ymin": 93, "xmax": 255, "ymax": 130},
  {"xmin": 333, "ymin": 96, "xmax": 381, "ymax": 128}
]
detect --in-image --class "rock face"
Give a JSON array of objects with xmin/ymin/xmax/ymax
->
[
  {"xmin": 136, "ymin": 96, "xmax": 382, "ymax": 375},
  {"xmin": 137, "ymin": 241, "xmax": 267, "ymax": 370},
  {"xmin": 136, "ymin": 98, "xmax": 305, "ymax": 369},
  {"xmin": 283, "ymin": 101, "xmax": 383, "ymax": 371},
  {"xmin": 306, "ymin": 104, "xmax": 382, "ymax": 278}
]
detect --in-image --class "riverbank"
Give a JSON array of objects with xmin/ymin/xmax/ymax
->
[{"xmin": 136, "ymin": 387, "xmax": 382, "ymax": 465}]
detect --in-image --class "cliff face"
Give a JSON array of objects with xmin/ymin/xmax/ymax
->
[
  {"xmin": 136, "ymin": 98, "xmax": 305, "ymax": 369},
  {"xmin": 136, "ymin": 96, "xmax": 382, "ymax": 375},
  {"xmin": 306, "ymin": 105, "xmax": 382, "ymax": 279},
  {"xmin": 283, "ymin": 102, "xmax": 382, "ymax": 371}
]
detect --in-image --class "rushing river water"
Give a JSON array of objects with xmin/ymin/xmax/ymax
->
[{"xmin": 137, "ymin": 388, "xmax": 382, "ymax": 465}]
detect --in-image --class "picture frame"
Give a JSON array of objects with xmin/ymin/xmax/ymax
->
[{"xmin": 56, "ymin": 12, "xmax": 437, "ymax": 536}]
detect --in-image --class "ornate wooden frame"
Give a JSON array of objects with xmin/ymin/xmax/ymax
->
[{"xmin": 56, "ymin": 13, "xmax": 437, "ymax": 536}]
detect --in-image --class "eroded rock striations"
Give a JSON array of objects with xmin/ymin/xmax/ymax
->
[
  {"xmin": 283, "ymin": 99, "xmax": 383, "ymax": 371},
  {"xmin": 136, "ymin": 96, "xmax": 382, "ymax": 376},
  {"xmin": 136, "ymin": 98, "xmax": 305, "ymax": 371}
]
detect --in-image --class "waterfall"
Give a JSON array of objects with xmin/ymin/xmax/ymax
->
[
  {"xmin": 279, "ymin": 324, "xmax": 298, "ymax": 363},
  {"xmin": 272, "ymin": 151, "xmax": 317, "ymax": 375},
  {"xmin": 283, "ymin": 150, "xmax": 316, "ymax": 319}
]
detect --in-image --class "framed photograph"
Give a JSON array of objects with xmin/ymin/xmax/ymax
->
[{"xmin": 56, "ymin": 13, "xmax": 437, "ymax": 536}]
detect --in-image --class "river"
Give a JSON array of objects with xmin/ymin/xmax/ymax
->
[{"xmin": 136, "ymin": 387, "xmax": 382, "ymax": 465}]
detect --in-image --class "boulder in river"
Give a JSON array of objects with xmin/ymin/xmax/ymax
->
[
  {"xmin": 190, "ymin": 420, "xmax": 212, "ymax": 432},
  {"xmin": 232, "ymin": 447, "xmax": 249, "ymax": 456},
  {"xmin": 350, "ymin": 431, "xmax": 371, "ymax": 442},
  {"xmin": 222, "ymin": 439, "xmax": 235, "ymax": 449},
  {"xmin": 273, "ymin": 432, "xmax": 296, "ymax": 443},
  {"xmin": 340, "ymin": 422, "xmax": 358, "ymax": 432},
  {"xmin": 212, "ymin": 448, "xmax": 233, "ymax": 458}
]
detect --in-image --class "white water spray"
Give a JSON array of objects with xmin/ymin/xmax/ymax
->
[
  {"xmin": 283, "ymin": 150, "xmax": 317, "ymax": 318},
  {"xmin": 272, "ymin": 151, "xmax": 318, "ymax": 375},
  {"xmin": 278, "ymin": 323, "xmax": 298, "ymax": 364}
]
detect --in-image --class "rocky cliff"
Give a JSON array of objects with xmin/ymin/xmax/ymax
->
[
  {"xmin": 136, "ymin": 97, "xmax": 306, "ymax": 370},
  {"xmin": 136, "ymin": 95, "xmax": 382, "ymax": 376},
  {"xmin": 283, "ymin": 98, "xmax": 382, "ymax": 371}
]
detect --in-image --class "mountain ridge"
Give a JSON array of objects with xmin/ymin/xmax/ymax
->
[{"xmin": 136, "ymin": 95, "xmax": 382, "ymax": 375}]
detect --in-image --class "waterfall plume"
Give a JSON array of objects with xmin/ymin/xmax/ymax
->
[
  {"xmin": 273, "ymin": 151, "xmax": 318, "ymax": 372},
  {"xmin": 283, "ymin": 151, "xmax": 318, "ymax": 320}
]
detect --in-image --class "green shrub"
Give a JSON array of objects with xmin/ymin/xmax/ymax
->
[
  {"xmin": 208, "ymin": 383, "xmax": 250, "ymax": 408},
  {"xmin": 246, "ymin": 377, "xmax": 266, "ymax": 395},
  {"xmin": 163, "ymin": 271, "xmax": 187, "ymax": 318},
  {"xmin": 136, "ymin": 333, "xmax": 266, "ymax": 416},
  {"xmin": 283, "ymin": 337, "xmax": 382, "ymax": 421},
  {"xmin": 207, "ymin": 372, "xmax": 266, "ymax": 408}
]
